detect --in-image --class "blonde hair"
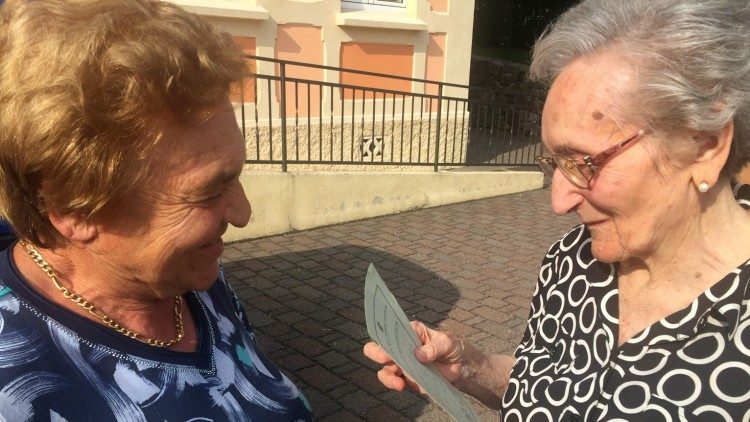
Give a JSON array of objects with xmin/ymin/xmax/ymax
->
[{"xmin": 0, "ymin": 0, "xmax": 248, "ymax": 246}]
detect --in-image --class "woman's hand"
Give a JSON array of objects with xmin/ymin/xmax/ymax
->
[
  {"xmin": 363, "ymin": 321, "xmax": 464, "ymax": 393},
  {"xmin": 363, "ymin": 320, "xmax": 515, "ymax": 410}
]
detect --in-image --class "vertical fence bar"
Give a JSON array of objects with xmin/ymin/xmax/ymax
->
[
  {"xmin": 359, "ymin": 90, "xmax": 366, "ymax": 162},
  {"xmin": 307, "ymin": 83, "xmax": 311, "ymax": 161},
  {"xmin": 329, "ymin": 85, "xmax": 334, "ymax": 162},
  {"xmin": 253, "ymin": 77, "xmax": 260, "ymax": 161},
  {"xmin": 240, "ymin": 79, "xmax": 246, "ymax": 143},
  {"xmin": 371, "ymin": 90, "xmax": 376, "ymax": 162},
  {"xmin": 487, "ymin": 104, "xmax": 500, "ymax": 163},
  {"xmin": 445, "ymin": 98, "xmax": 451, "ymax": 164},
  {"xmin": 341, "ymin": 87, "xmax": 345, "ymax": 162},
  {"xmin": 508, "ymin": 107, "xmax": 519, "ymax": 164},
  {"xmin": 418, "ymin": 96, "xmax": 424, "ymax": 163},
  {"xmin": 400, "ymin": 94, "xmax": 405, "ymax": 163},
  {"xmin": 434, "ymin": 83, "xmax": 443, "ymax": 171},
  {"xmin": 279, "ymin": 63, "xmax": 288, "ymax": 172},
  {"xmin": 381, "ymin": 91, "xmax": 386, "ymax": 163},
  {"xmin": 501, "ymin": 105, "xmax": 511, "ymax": 164},
  {"xmin": 351, "ymin": 89, "xmax": 356, "ymax": 162},
  {"xmin": 426, "ymin": 97, "xmax": 432, "ymax": 165},
  {"xmin": 460, "ymin": 100, "xmax": 466, "ymax": 164},
  {"xmin": 391, "ymin": 94, "xmax": 396, "ymax": 164},
  {"xmin": 267, "ymin": 78, "xmax": 273, "ymax": 162},
  {"xmin": 294, "ymin": 81, "xmax": 300, "ymax": 161},
  {"xmin": 409, "ymin": 95, "xmax": 415, "ymax": 162},
  {"xmin": 479, "ymin": 104, "xmax": 489, "ymax": 164},
  {"xmin": 523, "ymin": 110, "xmax": 534, "ymax": 164}
]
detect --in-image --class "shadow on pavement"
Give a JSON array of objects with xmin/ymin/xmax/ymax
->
[{"xmin": 223, "ymin": 245, "xmax": 459, "ymax": 421}]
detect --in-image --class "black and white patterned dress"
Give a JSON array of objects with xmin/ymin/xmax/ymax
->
[{"xmin": 500, "ymin": 184, "xmax": 750, "ymax": 421}]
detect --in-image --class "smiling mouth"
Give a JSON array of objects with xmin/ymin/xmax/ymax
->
[{"xmin": 202, "ymin": 225, "xmax": 228, "ymax": 249}]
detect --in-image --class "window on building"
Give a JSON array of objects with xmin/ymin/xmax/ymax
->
[{"xmin": 342, "ymin": 0, "xmax": 406, "ymax": 11}]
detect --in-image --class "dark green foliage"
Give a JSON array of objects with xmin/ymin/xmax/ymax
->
[{"xmin": 473, "ymin": 0, "xmax": 577, "ymax": 51}]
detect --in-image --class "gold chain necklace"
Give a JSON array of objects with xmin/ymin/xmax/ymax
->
[{"xmin": 19, "ymin": 240, "xmax": 184, "ymax": 348}]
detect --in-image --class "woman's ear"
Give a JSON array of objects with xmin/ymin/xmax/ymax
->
[
  {"xmin": 691, "ymin": 120, "xmax": 734, "ymax": 189},
  {"xmin": 47, "ymin": 208, "xmax": 98, "ymax": 243}
]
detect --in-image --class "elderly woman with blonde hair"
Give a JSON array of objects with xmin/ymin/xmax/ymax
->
[
  {"xmin": 0, "ymin": 0, "xmax": 312, "ymax": 419},
  {"xmin": 365, "ymin": 0, "xmax": 750, "ymax": 420}
]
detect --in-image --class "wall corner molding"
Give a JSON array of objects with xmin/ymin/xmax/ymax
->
[
  {"xmin": 163, "ymin": 0, "xmax": 270, "ymax": 21},
  {"xmin": 336, "ymin": 11, "xmax": 427, "ymax": 31}
]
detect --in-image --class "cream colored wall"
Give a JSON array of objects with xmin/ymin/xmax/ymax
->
[
  {"xmin": 165, "ymin": 0, "xmax": 475, "ymax": 92},
  {"xmin": 164, "ymin": 0, "xmax": 476, "ymax": 172},
  {"xmin": 225, "ymin": 170, "xmax": 543, "ymax": 241}
]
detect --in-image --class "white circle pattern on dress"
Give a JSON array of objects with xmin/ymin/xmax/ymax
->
[
  {"xmin": 500, "ymin": 187, "xmax": 750, "ymax": 421},
  {"xmin": 656, "ymin": 368, "xmax": 702, "ymax": 406}
]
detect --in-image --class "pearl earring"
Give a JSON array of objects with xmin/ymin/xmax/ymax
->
[{"xmin": 698, "ymin": 182, "xmax": 709, "ymax": 193}]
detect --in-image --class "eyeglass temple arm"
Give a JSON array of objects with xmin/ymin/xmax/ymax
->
[{"xmin": 587, "ymin": 129, "xmax": 646, "ymax": 169}]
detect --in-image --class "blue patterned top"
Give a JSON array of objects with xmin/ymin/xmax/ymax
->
[{"xmin": 0, "ymin": 247, "xmax": 313, "ymax": 421}]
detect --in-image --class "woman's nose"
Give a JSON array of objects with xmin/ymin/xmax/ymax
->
[
  {"xmin": 550, "ymin": 170, "xmax": 584, "ymax": 215},
  {"xmin": 225, "ymin": 182, "xmax": 252, "ymax": 228}
]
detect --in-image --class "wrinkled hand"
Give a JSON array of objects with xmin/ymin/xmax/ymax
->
[{"xmin": 362, "ymin": 321, "xmax": 464, "ymax": 394}]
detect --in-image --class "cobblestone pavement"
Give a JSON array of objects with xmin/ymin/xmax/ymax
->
[{"xmin": 222, "ymin": 187, "xmax": 578, "ymax": 421}]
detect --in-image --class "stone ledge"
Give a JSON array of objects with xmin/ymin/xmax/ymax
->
[
  {"xmin": 336, "ymin": 11, "xmax": 427, "ymax": 31},
  {"xmin": 162, "ymin": 0, "xmax": 269, "ymax": 20},
  {"xmin": 225, "ymin": 170, "xmax": 544, "ymax": 241}
]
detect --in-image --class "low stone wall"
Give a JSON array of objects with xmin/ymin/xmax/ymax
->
[
  {"xmin": 224, "ymin": 169, "xmax": 544, "ymax": 241},
  {"xmin": 243, "ymin": 117, "xmax": 470, "ymax": 171}
]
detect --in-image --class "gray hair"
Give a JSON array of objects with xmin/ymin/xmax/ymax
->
[{"xmin": 530, "ymin": 0, "xmax": 750, "ymax": 177}]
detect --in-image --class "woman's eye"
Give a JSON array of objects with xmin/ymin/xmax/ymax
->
[{"xmin": 203, "ymin": 193, "xmax": 222, "ymax": 203}]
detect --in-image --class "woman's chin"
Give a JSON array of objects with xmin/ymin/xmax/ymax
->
[
  {"xmin": 590, "ymin": 242, "xmax": 623, "ymax": 264},
  {"xmin": 189, "ymin": 262, "xmax": 222, "ymax": 292}
]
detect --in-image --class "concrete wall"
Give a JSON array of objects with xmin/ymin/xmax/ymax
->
[
  {"xmin": 242, "ymin": 116, "xmax": 470, "ymax": 169},
  {"xmin": 225, "ymin": 169, "xmax": 544, "ymax": 241}
]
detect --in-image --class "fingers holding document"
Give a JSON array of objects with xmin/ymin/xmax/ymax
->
[
  {"xmin": 363, "ymin": 320, "xmax": 464, "ymax": 394},
  {"xmin": 364, "ymin": 320, "xmax": 515, "ymax": 410}
]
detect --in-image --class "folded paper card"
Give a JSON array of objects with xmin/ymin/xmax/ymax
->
[{"xmin": 364, "ymin": 263, "xmax": 480, "ymax": 422}]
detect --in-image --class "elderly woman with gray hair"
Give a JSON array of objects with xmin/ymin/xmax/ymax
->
[{"xmin": 365, "ymin": 0, "xmax": 750, "ymax": 419}]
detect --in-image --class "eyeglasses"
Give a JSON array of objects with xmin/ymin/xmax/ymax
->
[{"xmin": 535, "ymin": 129, "xmax": 646, "ymax": 189}]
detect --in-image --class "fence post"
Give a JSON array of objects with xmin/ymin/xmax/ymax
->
[
  {"xmin": 433, "ymin": 82, "xmax": 443, "ymax": 172},
  {"xmin": 240, "ymin": 78, "xmax": 246, "ymax": 144},
  {"xmin": 279, "ymin": 62, "xmax": 288, "ymax": 172}
]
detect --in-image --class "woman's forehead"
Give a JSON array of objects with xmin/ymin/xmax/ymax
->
[{"xmin": 541, "ymin": 54, "xmax": 636, "ymax": 150}]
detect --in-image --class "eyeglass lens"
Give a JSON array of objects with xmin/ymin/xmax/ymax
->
[{"xmin": 554, "ymin": 156, "xmax": 589, "ymax": 188}]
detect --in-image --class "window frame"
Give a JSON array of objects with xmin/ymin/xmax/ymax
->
[{"xmin": 341, "ymin": 0, "xmax": 406, "ymax": 12}]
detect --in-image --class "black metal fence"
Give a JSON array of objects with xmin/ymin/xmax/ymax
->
[{"xmin": 239, "ymin": 55, "xmax": 543, "ymax": 172}]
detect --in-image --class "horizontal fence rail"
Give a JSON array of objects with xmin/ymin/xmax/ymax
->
[{"xmin": 239, "ymin": 55, "xmax": 543, "ymax": 171}]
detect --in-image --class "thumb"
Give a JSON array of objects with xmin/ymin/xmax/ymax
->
[{"xmin": 414, "ymin": 342, "xmax": 441, "ymax": 364}]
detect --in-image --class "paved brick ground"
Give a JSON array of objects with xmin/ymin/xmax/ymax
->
[{"xmin": 222, "ymin": 187, "xmax": 578, "ymax": 421}]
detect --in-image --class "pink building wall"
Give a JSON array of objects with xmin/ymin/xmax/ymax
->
[
  {"xmin": 339, "ymin": 42, "xmax": 413, "ymax": 100},
  {"xmin": 275, "ymin": 24, "xmax": 324, "ymax": 117},
  {"xmin": 232, "ymin": 36, "xmax": 257, "ymax": 103},
  {"xmin": 424, "ymin": 33, "xmax": 446, "ymax": 111},
  {"xmin": 428, "ymin": 0, "xmax": 448, "ymax": 13}
]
